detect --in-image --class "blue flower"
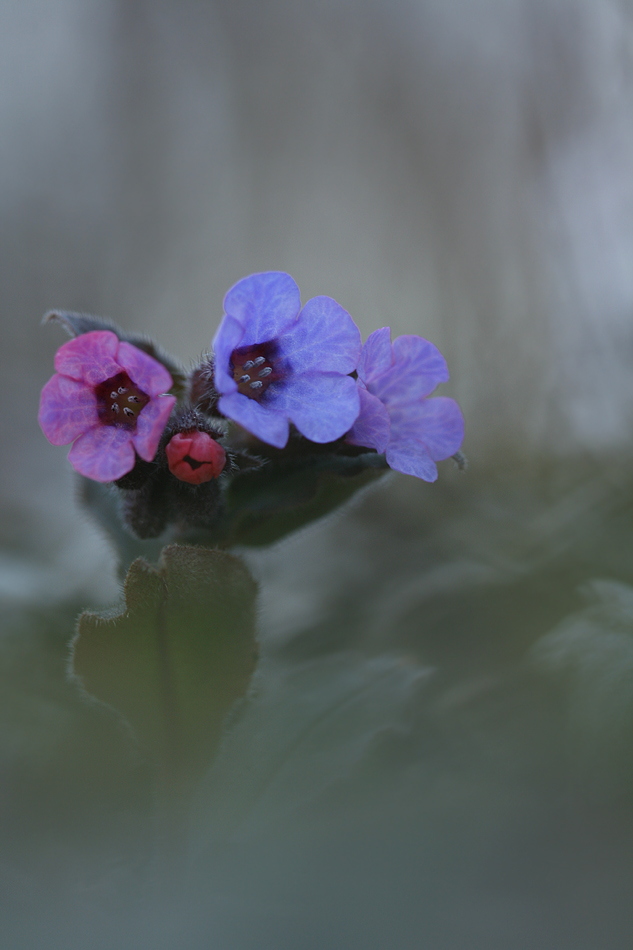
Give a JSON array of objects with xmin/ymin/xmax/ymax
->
[
  {"xmin": 346, "ymin": 327, "xmax": 464, "ymax": 481},
  {"xmin": 213, "ymin": 272, "xmax": 362, "ymax": 448}
]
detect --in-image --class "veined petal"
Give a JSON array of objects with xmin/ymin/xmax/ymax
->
[
  {"xmin": 385, "ymin": 439, "xmax": 438, "ymax": 482},
  {"xmin": 131, "ymin": 395, "xmax": 176, "ymax": 461},
  {"xmin": 218, "ymin": 391, "xmax": 290, "ymax": 448},
  {"xmin": 68, "ymin": 426, "xmax": 136, "ymax": 482},
  {"xmin": 116, "ymin": 341, "xmax": 173, "ymax": 397},
  {"xmin": 392, "ymin": 335, "xmax": 449, "ymax": 384},
  {"xmin": 38, "ymin": 374, "xmax": 98, "ymax": 445},
  {"xmin": 54, "ymin": 330, "xmax": 121, "ymax": 386},
  {"xmin": 357, "ymin": 327, "xmax": 393, "ymax": 383},
  {"xmin": 223, "ymin": 272, "xmax": 301, "ymax": 346},
  {"xmin": 369, "ymin": 335, "xmax": 449, "ymax": 406},
  {"xmin": 265, "ymin": 373, "xmax": 361, "ymax": 443},
  {"xmin": 389, "ymin": 396, "xmax": 464, "ymax": 460},
  {"xmin": 279, "ymin": 296, "xmax": 361, "ymax": 374},
  {"xmin": 371, "ymin": 335, "xmax": 449, "ymax": 407},
  {"xmin": 346, "ymin": 387, "xmax": 391, "ymax": 453},
  {"xmin": 212, "ymin": 315, "xmax": 244, "ymax": 395}
]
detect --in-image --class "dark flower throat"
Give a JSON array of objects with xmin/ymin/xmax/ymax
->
[
  {"xmin": 95, "ymin": 372, "xmax": 150, "ymax": 428},
  {"xmin": 231, "ymin": 342, "xmax": 280, "ymax": 400}
]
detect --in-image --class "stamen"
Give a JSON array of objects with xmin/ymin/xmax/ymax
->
[
  {"xmin": 96, "ymin": 371, "xmax": 150, "ymax": 428},
  {"xmin": 230, "ymin": 341, "xmax": 280, "ymax": 400}
]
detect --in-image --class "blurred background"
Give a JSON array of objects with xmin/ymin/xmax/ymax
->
[{"xmin": 2, "ymin": 0, "xmax": 633, "ymax": 947}]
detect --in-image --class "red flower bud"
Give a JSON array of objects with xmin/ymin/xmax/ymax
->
[{"xmin": 165, "ymin": 430, "xmax": 226, "ymax": 484}]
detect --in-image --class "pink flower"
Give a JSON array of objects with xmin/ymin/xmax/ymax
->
[
  {"xmin": 38, "ymin": 330, "xmax": 176, "ymax": 482},
  {"xmin": 165, "ymin": 430, "xmax": 227, "ymax": 484}
]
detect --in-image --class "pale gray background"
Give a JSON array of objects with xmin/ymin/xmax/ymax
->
[
  {"xmin": 2, "ymin": 5, "xmax": 633, "ymax": 948},
  {"xmin": 3, "ymin": 0, "xmax": 633, "ymax": 599}
]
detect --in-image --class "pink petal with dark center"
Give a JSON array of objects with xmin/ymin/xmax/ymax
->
[
  {"xmin": 116, "ymin": 341, "xmax": 174, "ymax": 397},
  {"xmin": 54, "ymin": 331, "xmax": 121, "ymax": 386},
  {"xmin": 38, "ymin": 374, "xmax": 98, "ymax": 445},
  {"xmin": 131, "ymin": 395, "xmax": 176, "ymax": 461},
  {"xmin": 68, "ymin": 426, "xmax": 136, "ymax": 481}
]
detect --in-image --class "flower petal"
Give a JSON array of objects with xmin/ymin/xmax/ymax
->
[
  {"xmin": 223, "ymin": 272, "xmax": 301, "ymax": 346},
  {"xmin": 131, "ymin": 395, "xmax": 176, "ymax": 461},
  {"xmin": 390, "ymin": 396, "xmax": 464, "ymax": 461},
  {"xmin": 38, "ymin": 374, "xmax": 98, "ymax": 445},
  {"xmin": 218, "ymin": 391, "xmax": 290, "ymax": 448},
  {"xmin": 116, "ymin": 341, "xmax": 174, "ymax": 397},
  {"xmin": 265, "ymin": 373, "xmax": 361, "ymax": 443},
  {"xmin": 212, "ymin": 315, "xmax": 244, "ymax": 396},
  {"xmin": 385, "ymin": 439, "xmax": 438, "ymax": 482},
  {"xmin": 346, "ymin": 387, "xmax": 391, "ymax": 453},
  {"xmin": 54, "ymin": 330, "xmax": 121, "ymax": 386},
  {"xmin": 279, "ymin": 296, "xmax": 361, "ymax": 374},
  {"xmin": 68, "ymin": 426, "xmax": 136, "ymax": 482},
  {"xmin": 369, "ymin": 335, "xmax": 449, "ymax": 406},
  {"xmin": 357, "ymin": 327, "xmax": 393, "ymax": 383}
]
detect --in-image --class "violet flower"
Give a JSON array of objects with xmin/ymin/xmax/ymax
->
[
  {"xmin": 213, "ymin": 271, "xmax": 361, "ymax": 448},
  {"xmin": 346, "ymin": 327, "xmax": 464, "ymax": 481},
  {"xmin": 39, "ymin": 330, "xmax": 176, "ymax": 482}
]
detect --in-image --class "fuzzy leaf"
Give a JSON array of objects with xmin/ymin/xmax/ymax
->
[
  {"xmin": 71, "ymin": 545, "xmax": 258, "ymax": 779},
  {"xmin": 222, "ymin": 450, "xmax": 388, "ymax": 546}
]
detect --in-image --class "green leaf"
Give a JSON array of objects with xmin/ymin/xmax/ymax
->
[
  {"xmin": 43, "ymin": 310, "xmax": 187, "ymax": 398},
  {"xmin": 221, "ymin": 450, "xmax": 388, "ymax": 547},
  {"xmin": 71, "ymin": 545, "xmax": 258, "ymax": 781}
]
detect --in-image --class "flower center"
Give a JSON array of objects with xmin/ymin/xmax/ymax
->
[
  {"xmin": 231, "ymin": 342, "xmax": 280, "ymax": 400},
  {"xmin": 95, "ymin": 372, "xmax": 150, "ymax": 429}
]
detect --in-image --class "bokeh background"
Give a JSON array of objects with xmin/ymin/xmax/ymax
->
[{"xmin": 3, "ymin": 1, "xmax": 633, "ymax": 947}]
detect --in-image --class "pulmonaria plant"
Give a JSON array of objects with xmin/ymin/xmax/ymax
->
[
  {"xmin": 38, "ymin": 330, "xmax": 176, "ymax": 482},
  {"xmin": 346, "ymin": 327, "xmax": 464, "ymax": 482},
  {"xmin": 37, "ymin": 275, "xmax": 465, "ymax": 544},
  {"xmin": 212, "ymin": 271, "xmax": 362, "ymax": 448}
]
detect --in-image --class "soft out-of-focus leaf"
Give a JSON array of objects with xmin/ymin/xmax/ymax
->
[
  {"xmin": 221, "ymin": 451, "xmax": 388, "ymax": 546},
  {"xmin": 43, "ymin": 310, "xmax": 187, "ymax": 397},
  {"xmin": 78, "ymin": 477, "xmax": 170, "ymax": 577},
  {"xmin": 533, "ymin": 579, "xmax": 633, "ymax": 785},
  {"xmin": 192, "ymin": 652, "xmax": 430, "ymax": 845},
  {"xmin": 72, "ymin": 544, "xmax": 258, "ymax": 780},
  {"xmin": 80, "ymin": 449, "xmax": 388, "ymax": 556}
]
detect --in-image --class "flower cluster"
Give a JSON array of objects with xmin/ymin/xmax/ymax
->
[
  {"xmin": 38, "ymin": 330, "xmax": 176, "ymax": 482},
  {"xmin": 39, "ymin": 272, "xmax": 464, "ymax": 536}
]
